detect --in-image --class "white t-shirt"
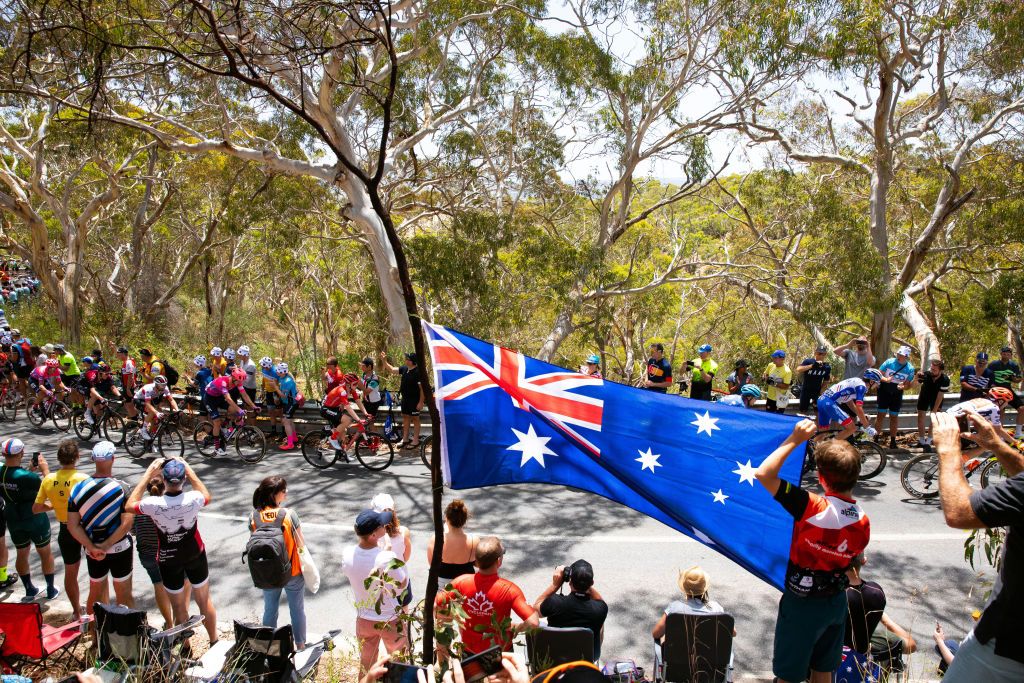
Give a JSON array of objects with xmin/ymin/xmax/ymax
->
[
  {"xmin": 379, "ymin": 527, "xmax": 410, "ymax": 561},
  {"xmin": 241, "ymin": 359, "xmax": 258, "ymax": 390},
  {"xmin": 135, "ymin": 490, "xmax": 207, "ymax": 564},
  {"xmin": 341, "ymin": 545, "xmax": 408, "ymax": 621}
]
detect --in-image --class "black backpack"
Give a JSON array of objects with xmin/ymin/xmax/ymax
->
[
  {"xmin": 243, "ymin": 509, "xmax": 292, "ymax": 589},
  {"xmin": 161, "ymin": 359, "xmax": 180, "ymax": 387}
]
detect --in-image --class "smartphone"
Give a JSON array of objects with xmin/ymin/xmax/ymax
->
[
  {"xmin": 461, "ymin": 646, "xmax": 503, "ymax": 683},
  {"xmin": 31, "ymin": 451, "xmax": 41, "ymax": 468},
  {"xmin": 384, "ymin": 662, "xmax": 425, "ymax": 683}
]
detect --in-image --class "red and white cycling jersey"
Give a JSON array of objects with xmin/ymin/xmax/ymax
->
[{"xmin": 134, "ymin": 382, "xmax": 170, "ymax": 402}]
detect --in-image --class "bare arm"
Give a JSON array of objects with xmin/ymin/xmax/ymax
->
[
  {"xmin": 933, "ymin": 624, "xmax": 955, "ymax": 666},
  {"xmin": 66, "ymin": 510, "xmax": 100, "ymax": 555},
  {"xmin": 933, "ymin": 390, "xmax": 945, "ymax": 413},
  {"xmin": 755, "ymin": 420, "xmax": 817, "ymax": 496},
  {"xmin": 934, "ymin": 413, "xmax": 986, "ymax": 529},
  {"xmin": 652, "ymin": 613, "xmax": 667, "ymax": 640},
  {"xmin": 98, "ymin": 510, "xmax": 135, "ymax": 549},
  {"xmin": 128, "ymin": 460, "xmax": 163, "ymax": 510},
  {"xmin": 532, "ymin": 566, "xmax": 563, "ymax": 612},
  {"xmin": 865, "ymin": 346, "xmax": 875, "ymax": 367},
  {"xmin": 966, "ymin": 413, "xmax": 1024, "ymax": 477},
  {"xmin": 880, "ymin": 614, "xmax": 917, "ymax": 653}
]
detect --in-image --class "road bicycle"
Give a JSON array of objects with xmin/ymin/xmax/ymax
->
[
  {"xmin": 900, "ymin": 439, "xmax": 1022, "ymax": 499},
  {"xmin": 193, "ymin": 410, "xmax": 267, "ymax": 463},
  {"xmin": 804, "ymin": 427, "xmax": 887, "ymax": 480},
  {"xmin": 124, "ymin": 410, "xmax": 187, "ymax": 459},
  {"xmin": 0, "ymin": 383, "xmax": 23, "ymax": 421},
  {"xmin": 72, "ymin": 400, "xmax": 130, "ymax": 444},
  {"xmin": 26, "ymin": 391, "xmax": 72, "ymax": 432},
  {"xmin": 301, "ymin": 417, "xmax": 394, "ymax": 471}
]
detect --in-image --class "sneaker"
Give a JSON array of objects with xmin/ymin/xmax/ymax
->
[
  {"xmin": 45, "ymin": 586, "xmax": 60, "ymax": 600},
  {"xmin": 24, "ymin": 585, "xmax": 41, "ymax": 600},
  {"xmin": 0, "ymin": 575, "xmax": 16, "ymax": 589},
  {"xmin": 214, "ymin": 447, "xmax": 226, "ymax": 457},
  {"xmin": 328, "ymin": 437, "xmax": 342, "ymax": 450}
]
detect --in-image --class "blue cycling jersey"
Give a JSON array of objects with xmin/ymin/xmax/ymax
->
[{"xmin": 821, "ymin": 378, "xmax": 866, "ymax": 404}]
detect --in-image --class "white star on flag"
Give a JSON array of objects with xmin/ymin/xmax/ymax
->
[
  {"xmin": 691, "ymin": 410, "xmax": 720, "ymax": 437},
  {"xmin": 507, "ymin": 425, "xmax": 557, "ymax": 468},
  {"xmin": 732, "ymin": 460, "xmax": 757, "ymax": 486},
  {"xmin": 711, "ymin": 489, "xmax": 729, "ymax": 504},
  {"xmin": 635, "ymin": 447, "xmax": 662, "ymax": 473}
]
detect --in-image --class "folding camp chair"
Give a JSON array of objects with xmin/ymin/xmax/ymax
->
[
  {"xmin": 92, "ymin": 602, "xmax": 203, "ymax": 679},
  {"xmin": 215, "ymin": 621, "xmax": 332, "ymax": 682},
  {"xmin": 0, "ymin": 602, "xmax": 89, "ymax": 676},
  {"xmin": 526, "ymin": 626, "xmax": 596, "ymax": 673},
  {"xmin": 654, "ymin": 612, "xmax": 734, "ymax": 683}
]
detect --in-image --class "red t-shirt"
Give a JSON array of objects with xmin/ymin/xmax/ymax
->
[
  {"xmin": 437, "ymin": 573, "xmax": 534, "ymax": 654},
  {"xmin": 324, "ymin": 369, "xmax": 344, "ymax": 392}
]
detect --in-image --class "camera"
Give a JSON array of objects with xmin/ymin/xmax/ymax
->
[
  {"xmin": 561, "ymin": 565, "xmax": 572, "ymax": 584},
  {"xmin": 685, "ymin": 360, "xmax": 695, "ymax": 369}
]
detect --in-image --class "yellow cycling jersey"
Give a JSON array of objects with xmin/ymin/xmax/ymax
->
[{"xmin": 34, "ymin": 468, "xmax": 89, "ymax": 523}]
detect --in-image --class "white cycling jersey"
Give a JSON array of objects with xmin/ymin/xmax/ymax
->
[
  {"xmin": 134, "ymin": 382, "xmax": 169, "ymax": 402},
  {"xmin": 946, "ymin": 398, "xmax": 1002, "ymax": 427}
]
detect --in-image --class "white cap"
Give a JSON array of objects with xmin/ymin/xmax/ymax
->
[
  {"xmin": 238, "ymin": 345, "xmax": 250, "ymax": 356},
  {"xmin": 91, "ymin": 441, "xmax": 116, "ymax": 461},
  {"xmin": 897, "ymin": 346, "xmax": 912, "ymax": 357},
  {"xmin": 371, "ymin": 493, "xmax": 396, "ymax": 512}
]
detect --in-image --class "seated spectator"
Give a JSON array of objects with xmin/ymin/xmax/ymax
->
[
  {"xmin": 532, "ymin": 560, "xmax": 608, "ymax": 660},
  {"xmin": 427, "ymin": 500, "xmax": 479, "ymax": 588},
  {"xmin": 436, "ymin": 535, "xmax": 538, "ymax": 656},
  {"xmin": 652, "ymin": 566, "xmax": 735, "ymax": 670},
  {"xmin": 934, "ymin": 622, "xmax": 959, "ymax": 675},
  {"xmin": 843, "ymin": 553, "xmax": 916, "ymax": 675}
]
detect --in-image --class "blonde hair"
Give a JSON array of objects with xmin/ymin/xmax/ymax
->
[{"xmin": 678, "ymin": 566, "xmax": 710, "ymax": 603}]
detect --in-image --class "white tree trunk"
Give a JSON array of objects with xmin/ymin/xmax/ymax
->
[
  {"xmin": 537, "ymin": 308, "xmax": 575, "ymax": 362},
  {"xmin": 900, "ymin": 292, "xmax": 942, "ymax": 362}
]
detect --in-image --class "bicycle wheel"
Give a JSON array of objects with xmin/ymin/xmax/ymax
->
[
  {"xmin": 0, "ymin": 391, "xmax": 17, "ymax": 421},
  {"xmin": 355, "ymin": 432, "xmax": 394, "ymax": 471},
  {"xmin": 981, "ymin": 458, "xmax": 1010, "ymax": 489},
  {"xmin": 102, "ymin": 412, "xmax": 128, "ymax": 445},
  {"xmin": 27, "ymin": 399, "xmax": 46, "ymax": 427},
  {"xmin": 158, "ymin": 428, "xmax": 185, "ymax": 459},
  {"xmin": 123, "ymin": 423, "xmax": 149, "ymax": 457},
  {"xmin": 72, "ymin": 409, "xmax": 95, "ymax": 441},
  {"xmin": 51, "ymin": 400, "xmax": 72, "ymax": 432},
  {"xmin": 234, "ymin": 426, "xmax": 267, "ymax": 463},
  {"xmin": 857, "ymin": 440, "xmax": 887, "ymax": 480},
  {"xmin": 301, "ymin": 431, "xmax": 337, "ymax": 469},
  {"xmin": 419, "ymin": 438, "xmax": 431, "ymax": 469},
  {"xmin": 193, "ymin": 420, "xmax": 219, "ymax": 458},
  {"xmin": 900, "ymin": 453, "xmax": 940, "ymax": 499}
]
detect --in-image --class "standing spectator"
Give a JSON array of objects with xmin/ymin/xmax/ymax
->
[
  {"xmin": 960, "ymin": 352, "xmax": 994, "ymax": 401},
  {"xmin": 755, "ymin": 420, "xmax": 870, "ymax": 683},
  {"xmin": 0, "ymin": 438, "xmax": 59, "ymax": 599},
  {"xmin": 191, "ymin": 355, "xmax": 213, "ymax": 414},
  {"xmin": 209, "ymin": 346, "xmax": 226, "ymax": 378},
  {"xmin": 426, "ymin": 499, "xmax": 479, "ymax": 588},
  {"xmin": 133, "ymin": 477, "xmax": 176, "ymax": 630},
  {"xmin": 323, "ymin": 357, "xmax": 344, "ymax": 395},
  {"xmin": 763, "ymin": 350, "xmax": 792, "ymax": 413},
  {"xmin": 250, "ymin": 476, "xmax": 307, "ymax": 650},
  {"xmin": 32, "ymin": 439, "xmax": 88, "ymax": 617},
  {"xmin": 532, "ymin": 560, "xmax": 608, "ymax": 660},
  {"xmin": 380, "ymin": 352, "xmax": 425, "ymax": 449},
  {"xmin": 0, "ymin": 489, "xmax": 13, "ymax": 589},
  {"xmin": 685, "ymin": 344, "xmax": 718, "ymax": 401},
  {"xmin": 874, "ymin": 346, "xmax": 916, "ymax": 449},
  {"xmin": 237, "ymin": 345, "xmax": 259, "ymax": 423},
  {"xmin": 580, "ymin": 354, "xmax": 602, "ymax": 379},
  {"xmin": 834, "ymin": 336, "xmax": 875, "ymax": 380},
  {"xmin": 843, "ymin": 553, "xmax": 917, "ymax": 673},
  {"xmin": 359, "ymin": 357, "xmax": 385, "ymax": 418},
  {"xmin": 989, "ymin": 346, "xmax": 1023, "ymax": 437},
  {"xmin": 436, "ymin": 536, "xmax": 539, "ymax": 655},
  {"xmin": 138, "ymin": 348, "xmax": 164, "ymax": 385},
  {"xmin": 274, "ymin": 362, "xmax": 300, "ymax": 451},
  {"xmin": 260, "ymin": 356, "xmax": 283, "ymax": 439},
  {"xmin": 341, "ymin": 508, "xmax": 409, "ymax": 674},
  {"xmin": 643, "ymin": 343, "xmax": 672, "ymax": 393},
  {"xmin": 652, "ymin": 567, "xmax": 734, "ymax": 672},
  {"xmin": 796, "ymin": 346, "xmax": 832, "ymax": 415},
  {"xmin": 54, "ymin": 344, "xmax": 81, "ymax": 386},
  {"xmin": 66, "ymin": 441, "xmax": 135, "ymax": 617},
  {"xmin": 127, "ymin": 458, "xmax": 219, "ymax": 647},
  {"xmin": 933, "ymin": 411, "xmax": 1024, "ymax": 681},
  {"xmin": 114, "ymin": 346, "xmax": 137, "ymax": 395},
  {"xmin": 371, "ymin": 493, "xmax": 412, "ymax": 563},
  {"xmin": 726, "ymin": 359, "xmax": 755, "ymax": 394},
  {"xmin": 915, "ymin": 359, "xmax": 950, "ymax": 451}
]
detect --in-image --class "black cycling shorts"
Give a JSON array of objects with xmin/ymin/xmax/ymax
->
[
  {"xmin": 160, "ymin": 552, "xmax": 209, "ymax": 593},
  {"xmin": 58, "ymin": 523, "xmax": 82, "ymax": 565},
  {"xmin": 14, "ymin": 365, "xmax": 30, "ymax": 380},
  {"xmin": 87, "ymin": 538, "xmax": 134, "ymax": 582},
  {"xmin": 364, "ymin": 399, "xmax": 382, "ymax": 417},
  {"xmin": 263, "ymin": 392, "xmax": 279, "ymax": 409},
  {"xmin": 207, "ymin": 394, "xmax": 229, "ymax": 419},
  {"xmin": 282, "ymin": 401, "xmax": 298, "ymax": 419},
  {"xmin": 320, "ymin": 406, "xmax": 341, "ymax": 427}
]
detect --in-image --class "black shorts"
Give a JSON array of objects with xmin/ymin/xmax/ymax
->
[
  {"xmin": 244, "ymin": 387, "xmax": 257, "ymax": 402},
  {"xmin": 14, "ymin": 365, "xmax": 30, "ymax": 379},
  {"xmin": 363, "ymin": 399, "xmax": 382, "ymax": 417},
  {"xmin": 876, "ymin": 386, "xmax": 904, "ymax": 414},
  {"xmin": 320, "ymin": 406, "xmax": 341, "ymax": 427},
  {"xmin": 229, "ymin": 387, "xmax": 241, "ymax": 402},
  {"xmin": 400, "ymin": 401, "xmax": 420, "ymax": 417},
  {"xmin": 159, "ymin": 552, "xmax": 209, "ymax": 593},
  {"xmin": 207, "ymin": 394, "xmax": 229, "ymax": 419},
  {"xmin": 282, "ymin": 401, "xmax": 298, "ymax": 419},
  {"xmin": 263, "ymin": 392, "xmax": 279, "ymax": 409},
  {"xmin": 0, "ymin": 505, "xmax": 6, "ymax": 536},
  {"xmin": 86, "ymin": 537, "xmax": 134, "ymax": 583},
  {"xmin": 58, "ymin": 523, "xmax": 82, "ymax": 565},
  {"xmin": 916, "ymin": 392, "xmax": 940, "ymax": 412},
  {"xmin": 139, "ymin": 554, "xmax": 162, "ymax": 585}
]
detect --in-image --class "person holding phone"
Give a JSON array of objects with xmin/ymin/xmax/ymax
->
[{"xmin": 0, "ymin": 438, "xmax": 58, "ymax": 600}]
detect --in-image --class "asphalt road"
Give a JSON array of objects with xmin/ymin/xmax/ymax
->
[{"xmin": 1, "ymin": 419, "xmax": 988, "ymax": 682}]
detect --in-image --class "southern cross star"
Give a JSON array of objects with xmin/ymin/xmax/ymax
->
[
  {"xmin": 732, "ymin": 460, "xmax": 757, "ymax": 486},
  {"xmin": 711, "ymin": 489, "xmax": 729, "ymax": 504},
  {"xmin": 506, "ymin": 424, "xmax": 557, "ymax": 468},
  {"xmin": 691, "ymin": 410, "xmax": 720, "ymax": 437},
  {"xmin": 635, "ymin": 447, "xmax": 662, "ymax": 473}
]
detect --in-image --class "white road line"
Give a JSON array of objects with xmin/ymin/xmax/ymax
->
[{"xmin": 199, "ymin": 512, "xmax": 965, "ymax": 542}]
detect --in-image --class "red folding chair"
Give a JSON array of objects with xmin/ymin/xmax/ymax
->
[{"xmin": 0, "ymin": 602, "xmax": 89, "ymax": 676}]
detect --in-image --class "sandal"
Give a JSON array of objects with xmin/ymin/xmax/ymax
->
[{"xmin": 408, "ymin": 439, "xmax": 421, "ymax": 449}]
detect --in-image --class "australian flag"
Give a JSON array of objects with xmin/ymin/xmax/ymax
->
[{"xmin": 425, "ymin": 322, "xmax": 806, "ymax": 590}]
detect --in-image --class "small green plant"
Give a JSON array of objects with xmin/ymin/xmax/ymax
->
[{"xmin": 964, "ymin": 527, "xmax": 1005, "ymax": 572}]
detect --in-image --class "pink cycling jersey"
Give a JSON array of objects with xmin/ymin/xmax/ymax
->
[{"xmin": 204, "ymin": 375, "xmax": 232, "ymax": 398}]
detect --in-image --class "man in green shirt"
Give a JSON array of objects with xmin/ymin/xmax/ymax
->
[
  {"xmin": 54, "ymin": 343, "xmax": 81, "ymax": 384},
  {"xmin": 1, "ymin": 438, "xmax": 58, "ymax": 599},
  {"xmin": 686, "ymin": 344, "xmax": 719, "ymax": 401}
]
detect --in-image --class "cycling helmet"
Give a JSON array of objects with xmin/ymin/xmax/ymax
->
[
  {"xmin": 698, "ymin": 344, "xmax": 713, "ymax": 353},
  {"xmin": 231, "ymin": 368, "xmax": 247, "ymax": 383},
  {"xmin": 1, "ymin": 438, "xmax": 24, "ymax": 456},
  {"xmin": 989, "ymin": 387, "xmax": 1015, "ymax": 405},
  {"xmin": 343, "ymin": 372, "xmax": 360, "ymax": 385},
  {"xmin": 0, "ymin": 334, "xmax": 10, "ymax": 345},
  {"xmin": 194, "ymin": 355, "xmax": 206, "ymax": 368},
  {"xmin": 154, "ymin": 375, "xmax": 168, "ymax": 386},
  {"xmin": 210, "ymin": 346, "xmax": 222, "ymax": 357},
  {"xmin": 81, "ymin": 356, "xmax": 94, "ymax": 365},
  {"xmin": 259, "ymin": 356, "xmax": 273, "ymax": 369},
  {"xmin": 237, "ymin": 345, "xmax": 251, "ymax": 357},
  {"xmin": 224, "ymin": 348, "xmax": 236, "ymax": 360},
  {"xmin": 863, "ymin": 368, "xmax": 883, "ymax": 383},
  {"xmin": 45, "ymin": 358, "xmax": 60, "ymax": 369},
  {"xmin": 275, "ymin": 362, "xmax": 288, "ymax": 375},
  {"xmin": 585, "ymin": 354, "xmax": 600, "ymax": 365},
  {"xmin": 740, "ymin": 384, "xmax": 763, "ymax": 399}
]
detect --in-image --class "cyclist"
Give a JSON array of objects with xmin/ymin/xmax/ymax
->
[
  {"xmin": 358, "ymin": 357, "xmax": 384, "ymax": 418},
  {"xmin": 7, "ymin": 332, "xmax": 34, "ymax": 408},
  {"xmin": 114, "ymin": 346, "xmax": 138, "ymax": 395},
  {"xmin": 945, "ymin": 388, "xmax": 1018, "ymax": 460},
  {"xmin": 78, "ymin": 360, "xmax": 109, "ymax": 425},
  {"xmin": 209, "ymin": 346, "xmax": 226, "ymax": 378},
  {"xmin": 0, "ymin": 351, "xmax": 15, "ymax": 387},
  {"xmin": 260, "ymin": 356, "xmax": 283, "ymax": 439},
  {"xmin": 190, "ymin": 355, "xmax": 213, "ymax": 414},
  {"xmin": 133, "ymin": 376, "xmax": 180, "ymax": 449},
  {"xmin": 322, "ymin": 373, "xmax": 365, "ymax": 454},
  {"xmin": 740, "ymin": 383, "xmax": 764, "ymax": 408},
  {"xmin": 205, "ymin": 369, "xmax": 257, "ymax": 456},
  {"xmin": 28, "ymin": 358, "xmax": 67, "ymax": 409},
  {"xmin": 274, "ymin": 363, "xmax": 300, "ymax": 451},
  {"xmin": 815, "ymin": 370, "xmax": 882, "ymax": 441},
  {"xmin": 717, "ymin": 393, "xmax": 745, "ymax": 407}
]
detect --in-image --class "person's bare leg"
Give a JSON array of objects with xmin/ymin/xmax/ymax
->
[
  {"xmin": 889, "ymin": 414, "xmax": 899, "ymax": 442},
  {"xmin": 65, "ymin": 562, "xmax": 82, "ymax": 618},
  {"xmin": 113, "ymin": 576, "xmax": 134, "ymax": 608},
  {"xmin": 810, "ymin": 669, "xmax": 832, "ymax": 683},
  {"xmin": 15, "ymin": 546, "xmax": 29, "ymax": 576},
  {"xmin": 153, "ymin": 583, "xmax": 174, "ymax": 629},
  {"xmin": 36, "ymin": 543, "xmax": 55, "ymax": 575},
  {"xmin": 413, "ymin": 415, "xmax": 421, "ymax": 442},
  {"xmin": 191, "ymin": 583, "xmax": 218, "ymax": 643},
  {"xmin": 917, "ymin": 410, "xmax": 927, "ymax": 443}
]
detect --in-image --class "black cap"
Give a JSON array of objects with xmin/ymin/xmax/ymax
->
[
  {"xmin": 1002, "ymin": 346, "xmax": 1013, "ymax": 353},
  {"xmin": 355, "ymin": 509, "xmax": 393, "ymax": 536},
  {"xmin": 404, "ymin": 352, "xmax": 418, "ymax": 364},
  {"xmin": 976, "ymin": 352, "xmax": 989, "ymax": 361},
  {"xmin": 568, "ymin": 559, "xmax": 594, "ymax": 590},
  {"xmin": 117, "ymin": 346, "xmax": 129, "ymax": 354},
  {"xmin": 734, "ymin": 359, "xmax": 749, "ymax": 368},
  {"xmin": 139, "ymin": 348, "xmax": 152, "ymax": 357}
]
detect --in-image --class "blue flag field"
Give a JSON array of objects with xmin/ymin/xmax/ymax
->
[{"xmin": 424, "ymin": 322, "xmax": 807, "ymax": 590}]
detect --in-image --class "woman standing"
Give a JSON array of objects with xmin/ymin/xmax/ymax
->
[
  {"xmin": 133, "ymin": 477, "xmax": 179, "ymax": 629},
  {"xmin": 250, "ymin": 476, "xmax": 307, "ymax": 649},
  {"xmin": 425, "ymin": 499, "xmax": 478, "ymax": 588},
  {"xmin": 372, "ymin": 493, "xmax": 412, "ymax": 606},
  {"xmin": 274, "ymin": 363, "xmax": 299, "ymax": 451}
]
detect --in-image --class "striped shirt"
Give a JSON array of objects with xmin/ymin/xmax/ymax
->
[{"xmin": 67, "ymin": 477, "xmax": 130, "ymax": 543}]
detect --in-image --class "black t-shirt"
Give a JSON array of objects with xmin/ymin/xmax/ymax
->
[
  {"xmin": 646, "ymin": 357, "xmax": 672, "ymax": 393},
  {"xmin": 399, "ymin": 365, "xmax": 421, "ymax": 402},
  {"xmin": 844, "ymin": 580, "xmax": 886, "ymax": 653},
  {"xmin": 917, "ymin": 372, "xmax": 950, "ymax": 407},
  {"xmin": 539, "ymin": 592, "xmax": 609, "ymax": 659},
  {"xmin": 800, "ymin": 359, "xmax": 832, "ymax": 393},
  {"xmin": 970, "ymin": 473, "xmax": 1024, "ymax": 663},
  {"xmin": 989, "ymin": 360, "xmax": 1022, "ymax": 389}
]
